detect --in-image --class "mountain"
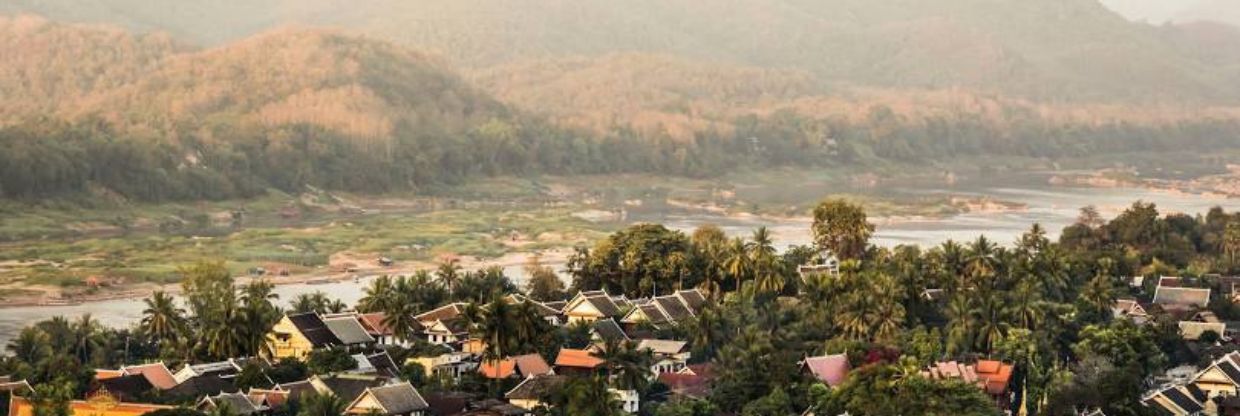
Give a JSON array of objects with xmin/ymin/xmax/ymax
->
[
  {"xmin": 2, "ymin": 0, "xmax": 1238, "ymax": 103},
  {"xmin": 1175, "ymin": 0, "xmax": 1240, "ymax": 27},
  {"xmin": 0, "ymin": 15, "xmax": 508, "ymax": 140}
]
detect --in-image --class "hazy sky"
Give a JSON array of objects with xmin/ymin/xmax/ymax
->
[{"xmin": 1099, "ymin": 0, "xmax": 1214, "ymax": 23}]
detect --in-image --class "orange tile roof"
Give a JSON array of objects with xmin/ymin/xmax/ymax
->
[
  {"xmin": 554, "ymin": 349, "xmax": 605, "ymax": 369},
  {"xmin": 479, "ymin": 359, "xmax": 517, "ymax": 379},
  {"xmin": 95, "ymin": 369, "xmax": 125, "ymax": 380}
]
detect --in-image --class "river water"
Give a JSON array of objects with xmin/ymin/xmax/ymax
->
[{"xmin": 0, "ymin": 183, "xmax": 1234, "ymax": 347}]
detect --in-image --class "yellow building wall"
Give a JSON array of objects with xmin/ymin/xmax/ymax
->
[
  {"xmin": 9, "ymin": 396, "xmax": 171, "ymax": 416},
  {"xmin": 267, "ymin": 316, "xmax": 316, "ymax": 360}
]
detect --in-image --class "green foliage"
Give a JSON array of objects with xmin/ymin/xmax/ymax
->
[
  {"xmin": 654, "ymin": 399, "xmax": 718, "ymax": 416},
  {"xmin": 305, "ymin": 349, "xmax": 358, "ymax": 375},
  {"xmin": 817, "ymin": 364, "xmax": 999, "ymax": 416},
  {"xmin": 811, "ymin": 199, "xmax": 874, "ymax": 260}
]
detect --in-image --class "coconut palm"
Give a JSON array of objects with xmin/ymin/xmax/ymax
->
[
  {"xmin": 239, "ymin": 280, "xmax": 281, "ymax": 357},
  {"xmin": 972, "ymin": 290, "xmax": 1011, "ymax": 352},
  {"xmin": 357, "ymin": 275, "xmax": 396, "ymax": 313},
  {"xmin": 724, "ymin": 238, "xmax": 752, "ymax": 292},
  {"xmin": 945, "ymin": 294, "xmax": 975, "ymax": 355},
  {"xmin": 381, "ymin": 297, "xmax": 421, "ymax": 346},
  {"xmin": 142, "ymin": 291, "xmax": 186, "ymax": 346},
  {"xmin": 72, "ymin": 314, "xmax": 103, "ymax": 364},
  {"xmin": 601, "ymin": 339, "xmax": 654, "ymax": 391},
  {"xmin": 464, "ymin": 296, "xmax": 518, "ymax": 396},
  {"xmin": 436, "ymin": 257, "xmax": 463, "ymax": 294}
]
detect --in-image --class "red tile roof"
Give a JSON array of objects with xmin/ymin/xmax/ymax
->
[
  {"xmin": 658, "ymin": 364, "xmax": 715, "ymax": 398},
  {"xmin": 121, "ymin": 363, "xmax": 178, "ymax": 390},
  {"xmin": 358, "ymin": 312, "xmax": 392, "ymax": 336},
  {"xmin": 554, "ymin": 349, "xmax": 605, "ymax": 369}
]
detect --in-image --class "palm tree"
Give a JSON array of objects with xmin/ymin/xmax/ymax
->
[
  {"xmin": 6, "ymin": 327, "xmax": 51, "ymax": 369},
  {"xmin": 382, "ymin": 297, "xmax": 421, "ymax": 346},
  {"xmin": 562, "ymin": 375, "xmax": 623, "ymax": 416},
  {"xmin": 357, "ymin": 275, "xmax": 396, "ymax": 313},
  {"xmin": 724, "ymin": 238, "xmax": 751, "ymax": 293},
  {"xmin": 240, "ymin": 280, "xmax": 281, "ymax": 357},
  {"xmin": 749, "ymin": 227, "xmax": 784, "ymax": 294},
  {"xmin": 601, "ymin": 339, "xmax": 654, "ymax": 391},
  {"xmin": 297, "ymin": 392, "xmax": 348, "ymax": 416},
  {"xmin": 945, "ymin": 294, "xmax": 975, "ymax": 355},
  {"xmin": 464, "ymin": 296, "xmax": 517, "ymax": 396},
  {"xmin": 437, "ymin": 257, "xmax": 463, "ymax": 294},
  {"xmin": 291, "ymin": 292, "xmax": 330, "ymax": 314},
  {"xmin": 1079, "ymin": 273, "xmax": 1116, "ymax": 320},
  {"xmin": 72, "ymin": 314, "xmax": 103, "ymax": 364},
  {"xmin": 1010, "ymin": 280, "xmax": 1045, "ymax": 330},
  {"xmin": 972, "ymin": 290, "xmax": 1011, "ymax": 352},
  {"xmin": 1224, "ymin": 222, "xmax": 1240, "ymax": 264},
  {"xmin": 142, "ymin": 291, "xmax": 186, "ymax": 347}
]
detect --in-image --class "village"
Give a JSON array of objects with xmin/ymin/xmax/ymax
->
[{"xmin": 0, "ymin": 200, "xmax": 1238, "ymax": 416}]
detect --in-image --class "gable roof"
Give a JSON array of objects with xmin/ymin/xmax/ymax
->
[
  {"xmin": 554, "ymin": 349, "xmax": 605, "ymax": 369},
  {"xmin": 415, "ymin": 303, "xmax": 468, "ymax": 324},
  {"xmin": 592, "ymin": 319, "xmax": 630, "ymax": 342},
  {"xmin": 95, "ymin": 374, "xmax": 153, "ymax": 401},
  {"xmin": 322, "ymin": 314, "xmax": 377, "ymax": 345},
  {"xmin": 122, "ymin": 362, "xmax": 179, "ymax": 390},
  {"xmin": 654, "ymin": 295, "xmax": 694, "ymax": 321},
  {"xmin": 676, "ymin": 289, "xmax": 707, "ymax": 310},
  {"xmin": 564, "ymin": 291, "xmax": 623, "ymax": 317},
  {"xmin": 1178, "ymin": 321, "xmax": 1226, "ymax": 341},
  {"xmin": 358, "ymin": 312, "xmax": 392, "ymax": 336},
  {"xmin": 314, "ymin": 374, "xmax": 385, "ymax": 403},
  {"xmin": 481, "ymin": 353, "xmax": 554, "ymax": 379},
  {"xmin": 636, "ymin": 339, "xmax": 688, "ymax": 356},
  {"xmin": 803, "ymin": 354, "xmax": 851, "ymax": 388},
  {"xmin": 247, "ymin": 388, "xmax": 290, "ymax": 408},
  {"xmin": 1153, "ymin": 285, "xmax": 1211, "ymax": 309},
  {"xmin": 657, "ymin": 364, "xmax": 715, "ymax": 398},
  {"xmin": 164, "ymin": 374, "xmax": 237, "ymax": 399},
  {"xmin": 275, "ymin": 380, "xmax": 315, "ymax": 402},
  {"xmin": 507, "ymin": 294, "xmax": 563, "ymax": 317},
  {"xmin": 199, "ymin": 392, "xmax": 264, "ymax": 415},
  {"xmin": 287, "ymin": 313, "xmax": 343, "ymax": 347},
  {"xmin": 347, "ymin": 382, "xmax": 429, "ymax": 415},
  {"xmin": 922, "ymin": 360, "xmax": 1014, "ymax": 396},
  {"xmin": 505, "ymin": 375, "xmax": 567, "ymax": 400}
]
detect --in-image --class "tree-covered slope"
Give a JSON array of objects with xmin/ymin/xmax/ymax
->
[{"xmin": 3, "ymin": 0, "xmax": 1237, "ymax": 102}]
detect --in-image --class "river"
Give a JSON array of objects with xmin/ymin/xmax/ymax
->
[{"xmin": 0, "ymin": 183, "xmax": 1234, "ymax": 347}]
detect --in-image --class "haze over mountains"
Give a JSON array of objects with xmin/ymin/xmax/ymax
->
[
  {"xmin": 3, "ymin": 0, "xmax": 1240, "ymax": 103},
  {"xmin": 2, "ymin": 1, "xmax": 1240, "ymax": 202}
]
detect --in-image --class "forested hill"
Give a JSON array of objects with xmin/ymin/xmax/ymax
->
[
  {"xmin": 3, "ymin": 0, "xmax": 1239, "ymax": 102},
  {"xmin": 0, "ymin": 15, "xmax": 508, "ymax": 137}
]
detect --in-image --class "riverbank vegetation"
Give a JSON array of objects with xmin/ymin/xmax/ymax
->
[{"xmin": 2, "ymin": 199, "xmax": 1236, "ymax": 415}]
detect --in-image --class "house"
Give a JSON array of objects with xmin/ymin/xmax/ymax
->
[
  {"xmin": 8, "ymin": 392, "xmax": 172, "ymax": 416},
  {"xmin": 353, "ymin": 351, "xmax": 402, "ymax": 378},
  {"xmin": 345, "ymin": 382, "xmax": 430, "ymax": 415},
  {"xmin": 620, "ymin": 289, "xmax": 707, "ymax": 329},
  {"xmin": 274, "ymin": 379, "xmax": 317, "ymax": 402},
  {"xmin": 267, "ymin": 312, "xmax": 344, "ymax": 359},
  {"xmin": 96, "ymin": 362, "xmax": 179, "ymax": 391},
  {"xmin": 0, "ymin": 377, "xmax": 33, "ymax": 395},
  {"xmin": 412, "ymin": 303, "xmax": 472, "ymax": 345},
  {"xmin": 657, "ymin": 364, "xmax": 715, "ymax": 399},
  {"xmin": 415, "ymin": 303, "xmax": 469, "ymax": 327},
  {"xmin": 802, "ymin": 354, "xmax": 851, "ymax": 388},
  {"xmin": 612, "ymin": 388, "xmax": 640, "ymax": 413},
  {"xmin": 592, "ymin": 319, "xmax": 631, "ymax": 343},
  {"xmin": 506, "ymin": 294, "xmax": 565, "ymax": 326},
  {"xmin": 308, "ymin": 374, "xmax": 388, "ymax": 403},
  {"xmin": 554, "ymin": 348, "xmax": 605, "ymax": 375},
  {"xmin": 636, "ymin": 339, "xmax": 690, "ymax": 374},
  {"xmin": 423, "ymin": 317, "xmax": 470, "ymax": 346},
  {"xmin": 562, "ymin": 290, "xmax": 626, "ymax": 324},
  {"xmin": 1191, "ymin": 351, "xmax": 1240, "ymax": 398},
  {"xmin": 246, "ymin": 388, "xmax": 292, "ymax": 410},
  {"xmin": 91, "ymin": 374, "xmax": 153, "ymax": 402},
  {"xmin": 197, "ymin": 391, "xmax": 268, "ymax": 415},
  {"xmin": 358, "ymin": 312, "xmax": 399, "ymax": 345},
  {"xmin": 1217, "ymin": 276, "xmax": 1240, "ymax": 303},
  {"xmin": 323, "ymin": 313, "xmax": 378, "ymax": 346},
  {"xmin": 505, "ymin": 375, "xmax": 567, "ymax": 410},
  {"xmin": 1143, "ymin": 384, "xmax": 1208, "ymax": 415},
  {"xmin": 1153, "ymin": 278, "xmax": 1211, "ymax": 311},
  {"xmin": 409, "ymin": 352, "xmax": 477, "ymax": 383},
  {"xmin": 163, "ymin": 373, "xmax": 238, "ymax": 401},
  {"xmin": 479, "ymin": 353, "xmax": 554, "ymax": 380},
  {"xmin": 1181, "ymin": 321, "xmax": 1228, "ymax": 341},
  {"xmin": 1112, "ymin": 299, "xmax": 1151, "ymax": 324},
  {"xmin": 923, "ymin": 360, "xmax": 1014, "ymax": 398},
  {"xmin": 798, "ymin": 251, "xmax": 840, "ymax": 283}
]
